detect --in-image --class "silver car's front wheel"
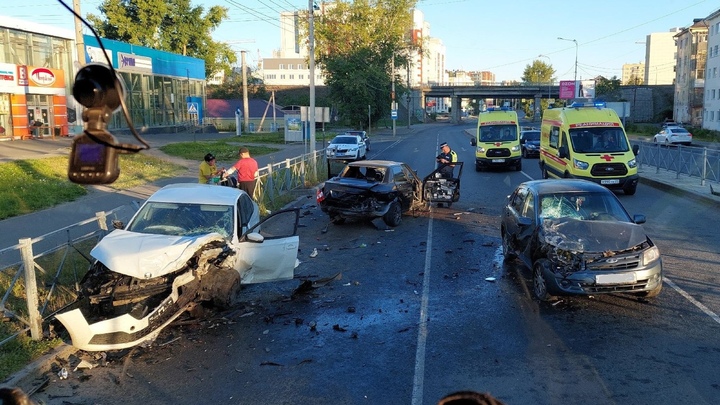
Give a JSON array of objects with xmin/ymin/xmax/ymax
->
[{"xmin": 533, "ymin": 259, "xmax": 556, "ymax": 302}]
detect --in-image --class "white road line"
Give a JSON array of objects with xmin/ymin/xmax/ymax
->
[
  {"xmin": 411, "ymin": 213, "xmax": 434, "ymax": 405},
  {"xmin": 664, "ymin": 276, "xmax": 720, "ymax": 325}
]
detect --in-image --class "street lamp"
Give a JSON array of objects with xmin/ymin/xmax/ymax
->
[
  {"xmin": 557, "ymin": 37, "xmax": 578, "ymax": 97},
  {"xmin": 538, "ymin": 54, "xmax": 552, "ymax": 101}
]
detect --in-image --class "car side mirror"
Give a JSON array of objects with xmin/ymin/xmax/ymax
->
[
  {"xmin": 246, "ymin": 232, "xmax": 265, "ymax": 243},
  {"xmin": 470, "ymin": 138, "xmax": 477, "ymax": 146},
  {"xmin": 633, "ymin": 214, "xmax": 646, "ymax": 224},
  {"xmin": 111, "ymin": 220, "xmax": 125, "ymax": 230},
  {"xmin": 558, "ymin": 146, "xmax": 569, "ymax": 159},
  {"xmin": 518, "ymin": 216, "xmax": 533, "ymax": 227},
  {"xmin": 632, "ymin": 144, "xmax": 640, "ymax": 156}
]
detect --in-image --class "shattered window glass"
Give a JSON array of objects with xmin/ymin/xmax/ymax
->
[
  {"xmin": 539, "ymin": 192, "xmax": 631, "ymax": 222},
  {"xmin": 126, "ymin": 202, "xmax": 234, "ymax": 238}
]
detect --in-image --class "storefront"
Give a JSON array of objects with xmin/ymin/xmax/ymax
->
[
  {"xmin": 83, "ymin": 35, "xmax": 206, "ymax": 130},
  {"xmin": 0, "ymin": 17, "xmax": 74, "ymax": 140}
]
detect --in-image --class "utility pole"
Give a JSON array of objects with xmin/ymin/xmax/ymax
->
[
  {"xmin": 406, "ymin": 62, "xmax": 411, "ymax": 129},
  {"xmin": 558, "ymin": 37, "xmax": 578, "ymax": 97},
  {"xmin": 73, "ymin": 0, "xmax": 85, "ymax": 65},
  {"xmin": 241, "ymin": 50, "xmax": 249, "ymax": 133},
  {"xmin": 308, "ymin": 0, "xmax": 317, "ymax": 153},
  {"xmin": 391, "ymin": 55, "xmax": 395, "ymax": 137}
]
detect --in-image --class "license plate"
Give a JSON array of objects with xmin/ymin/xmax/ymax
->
[
  {"xmin": 492, "ymin": 159, "xmax": 505, "ymax": 163},
  {"xmin": 601, "ymin": 179, "xmax": 620, "ymax": 185},
  {"xmin": 596, "ymin": 273, "xmax": 636, "ymax": 285}
]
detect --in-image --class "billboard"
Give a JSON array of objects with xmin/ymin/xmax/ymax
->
[{"xmin": 559, "ymin": 80, "xmax": 576, "ymax": 99}]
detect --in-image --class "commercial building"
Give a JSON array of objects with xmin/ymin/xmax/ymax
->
[{"xmin": 0, "ymin": 16, "xmax": 75, "ymax": 140}]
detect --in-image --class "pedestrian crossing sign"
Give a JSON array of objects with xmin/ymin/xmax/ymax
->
[{"xmin": 187, "ymin": 102, "xmax": 199, "ymax": 114}]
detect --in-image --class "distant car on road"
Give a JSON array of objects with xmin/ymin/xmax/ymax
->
[
  {"xmin": 653, "ymin": 126, "xmax": 692, "ymax": 146},
  {"xmin": 519, "ymin": 129, "xmax": 541, "ymax": 158},
  {"xmin": 56, "ymin": 183, "xmax": 300, "ymax": 351},
  {"xmin": 326, "ymin": 134, "xmax": 367, "ymax": 160},
  {"xmin": 501, "ymin": 179, "xmax": 663, "ymax": 301},
  {"xmin": 345, "ymin": 130, "xmax": 370, "ymax": 151}
]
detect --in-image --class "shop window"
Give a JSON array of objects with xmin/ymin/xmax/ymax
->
[
  {"xmin": 30, "ymin": 34, "xmax": 52, "ymax": 67},
  {"xmin": 8, "ymin": 31, "xmax": 28, "ymax": 64}
]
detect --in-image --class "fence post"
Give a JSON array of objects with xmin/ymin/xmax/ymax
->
[
  {"xmin": 701, "ymin": 147, "xmax": 708, "ymax": 186},
  {"xmin": 19, "ymin": 238, "xmax": 42, "ymax": 340},
  {"xmin": 96, "ymin": 211, "xmax": 108, "ymax": 232}
]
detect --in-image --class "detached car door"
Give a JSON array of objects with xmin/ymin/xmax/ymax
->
[{"xmin": 236, "ymin": 208, "xmax": 300, "ymax": 284}]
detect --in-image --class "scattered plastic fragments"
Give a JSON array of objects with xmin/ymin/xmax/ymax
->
[{"xmin": 310, "ymin": 248, "xmax": 318, "ymax": 258}]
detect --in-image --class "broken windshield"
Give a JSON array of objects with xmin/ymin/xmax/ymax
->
[{"xmin": 127, "ymin": 202, "xmax": 234, "ymax": 238}]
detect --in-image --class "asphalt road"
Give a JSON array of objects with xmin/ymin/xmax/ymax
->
[{"xmin": 17, "ymin": 122, "xmax": 720, "ymax": 404}]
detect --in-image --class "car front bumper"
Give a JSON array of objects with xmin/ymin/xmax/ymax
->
[{"xmin": 541, "ymin": 258, "xmax": 663, "ymax": 296}]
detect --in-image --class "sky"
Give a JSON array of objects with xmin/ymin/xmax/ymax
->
[{"xmin": 5, "ymin": 0, "xmax": 718, "ymax": 82}]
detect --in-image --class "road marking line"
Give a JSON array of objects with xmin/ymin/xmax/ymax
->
[
  {"xmin": 411, "ymin": 214, "xmax": 433, "ymax": 405},
  {"xmin": 664, "ymin": 276, "xmax": 720, "ymax": 325}
]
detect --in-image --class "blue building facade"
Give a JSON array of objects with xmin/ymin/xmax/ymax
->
[{"xmin": 84, "ymin": 35, "xmax": 206, "ymax": 129}]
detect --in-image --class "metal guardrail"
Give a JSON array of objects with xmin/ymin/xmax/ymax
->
[
  {"xmin": 0, "ymin": 150, "xmax": 327, "ymax": 347},
  {"xmin": 636, "ymin": 140, "xmax": 720, "ymax": 185}
]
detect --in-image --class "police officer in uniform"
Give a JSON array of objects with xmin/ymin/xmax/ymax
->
[{"xmin": 436, "ymin": 142, "xmax": 458, "ymax": 178}]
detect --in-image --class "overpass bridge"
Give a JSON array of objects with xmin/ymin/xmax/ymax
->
[{"xmin": 421, "ymin": 83, "xmax": 559, "ymax": 123}]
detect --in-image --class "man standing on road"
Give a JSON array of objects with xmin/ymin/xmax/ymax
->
[
  {"xmin": 436, "ymin": 142, "xmax": 458, "ymax": 178},
  {"xmin": 224, "ymin": 147, "xmax": 259, "ymax": 198}
]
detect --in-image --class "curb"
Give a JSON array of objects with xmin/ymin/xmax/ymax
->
[{"xmin": 1, "ymin": 343, "xmax": 78, "ymax": 394}]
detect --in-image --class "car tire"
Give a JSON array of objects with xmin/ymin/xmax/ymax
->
[
  {"xmin": 522, "ymin": 148, "xmax": 528, "ymax": 158},
  {"xmin": 624, "ymin": 184, "xmax": 637, "ymax": 196},
  {"xmin": 475, "ymin": 163, "xmax": 482, "ymax": 172},
  {"xmin": 540, "ymin": 164, "xmax": 548, "ymax": 179},
  {"xmin": 635, "ymin": 279, "xmax": 663, "ymax": 298},
  {"xmin": 383, "ymin": 201, "xmax": 402, "ymax": 227},
  {"xmin": 532, "ymin": 259, "xmax": 556, "ymax": 302},
  {"xmin": 501, "ymin": 228, "xmax": 516, "ymax": 261},
  {"xmin": 515, "ymin": 159, "xmax": 522, "ymax": 171}
]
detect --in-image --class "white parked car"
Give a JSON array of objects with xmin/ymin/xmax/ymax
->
[
  {"xmin": 652, "ymin": 126, "xmax": 692, "ymax": 146},
  {"xmin": 55, "ymin": 183, "xmax": 300, "ymax": 351},
  {"xmin": 326, "ymin": 134, "xmax": 367, "ymax": 160}
]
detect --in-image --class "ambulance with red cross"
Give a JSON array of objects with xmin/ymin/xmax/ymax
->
[
  {"xmin": 539, "ymin": 101, "xmax": 640, "ymax": 195},
  {"xmin": 471, "ymin": 107, "xmax": 522, "ymax": 172}
]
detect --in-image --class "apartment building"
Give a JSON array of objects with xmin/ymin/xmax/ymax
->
[
  {"xmin": 674, "ymin": 19, "xmax": 708, "ymax": 126},
  {"xmin": 645, "ymin": 30, "xmax": 679, "ymax": 85},
  {"xmin": 703, "ymin": 9, "xmax": 720, "ymax": 131},
  {"xmin": 621, "ymin": 63, "xmax": 645, "ymax": 85}
]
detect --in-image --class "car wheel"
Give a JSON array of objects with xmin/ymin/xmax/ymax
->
[
  {"xmin": 624, "ymin": 184, "xmax": 637, "ymax": 196},
  {"xmin": 635, "ymin": 279, "xmax": 663, "ymax": 298},
  {"xmin": 532, "ymin": 259, "xmax": 556, "ymax": 302},
  {"xmin": 501, "ymin": 227, "xmax": 516, "ymax": 261},
  {"xmin": 522, "ymin": 148, "xmax": 527, "ymax": 158},
  {"xmin": 540, "ymin": 164, "xmax": 548, "ymax": 179},
  {"xmin": 475, "ymin": 163, "xmax": 482, "ymax": 172},
  {"xmin": 383, "ymin": 201, "xmax": 403, "ymax": 227},
  {"xmin": 515, "ymin": 159, "xmax": 522, "ymax": 171}
]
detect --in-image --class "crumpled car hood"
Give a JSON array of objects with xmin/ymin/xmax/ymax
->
[
  {"xmin": 90, "ymin": 229, "xmax": 226, "ymax": 279},
  {"xmin": 541, "ymin": 218, "xmax": 647, "ymax": 253}
]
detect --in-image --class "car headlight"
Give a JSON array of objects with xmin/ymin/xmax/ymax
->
[
  {"xmin": 511, "ymin": 145, "xmax": 520, "ymax": 152},
  {"xmin": 350, "ymin": 147, "xmax": 358, "ymax": 151},
  {"xmin": 476, "ymin": 146, "xmax": 486, "ymax": 153},
  {"xmin": 642, "ymin": 245, "xmax": 660, "ymax": 266},
  {"xmin": 526, "ymin": 144, "xmax": 536, "ymax": 149},
  {"xmin": 628, "ymin": 158, "xmax": 637, "ymax": 168},
  {"xmin": 573, "ymin": 158, "xmax": 589, "ymax": 170}
]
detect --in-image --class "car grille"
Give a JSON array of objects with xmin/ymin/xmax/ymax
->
[
  {"xmin": 587, "ymin": 253, "xmax": 641, "ymax": 271},
  {"xmin": 487, "ymin": 148, "xmax": 511, "ymax": 158},
  {"xmin": 580, "ymin": 279, "xmax": 650, "ymax": 294},
  {"xmin": 590, "ymin": 162, "xmax": 628, "ymax": 177}
]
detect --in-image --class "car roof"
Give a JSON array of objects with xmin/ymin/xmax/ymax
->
[
  {"xmin": 347, "ymin": 159, "xmax": 403, "ymax": 168},
  {"xmin": 147, "ymin": 183, "xmax": 244, "ymax": 205},
  {"xmin": 520, "ymin": 179, "xmax": 610, "ymax": 195}
]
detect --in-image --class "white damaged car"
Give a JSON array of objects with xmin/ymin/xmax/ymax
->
[{"xmin": 55, "ymin": 183, "xmax": 300, "ymax": 351}]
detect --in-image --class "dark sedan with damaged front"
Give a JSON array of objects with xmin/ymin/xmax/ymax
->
[
  {"xmin": 316, "ymin": 160, "xmax": 426, "ymax": 227},
  {"xmin": 501, "ymin": 179, "xmax": 663, "ymax": 301}
]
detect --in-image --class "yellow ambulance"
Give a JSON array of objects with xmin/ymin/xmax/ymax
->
[
  {"xmin": 471, "ymin": 107, "xmax": 522, "ymax": 171},
  {"xmin": 539, "ymin": 101, "xmax": 640, "ymax": 195}
]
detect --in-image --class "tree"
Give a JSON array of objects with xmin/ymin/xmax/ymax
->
[
  {"xmin": 87, "ymin": 0, "xmax": 236, "ymax": 78},
  {"xmin": 521, "ymin": 59, "xmax": 555, "ymax": 118},
  {"xmin": 595, "ymin": 76, "xmax": 622, "ymax": 100},
  {"xmin": 310, "ymin": 0, "xmax": 417, "ymax": 128}
]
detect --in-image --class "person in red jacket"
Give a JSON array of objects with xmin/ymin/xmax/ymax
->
[{"xmin": 223, "ymin": 147, "xmax": 258, "ymax": 198}]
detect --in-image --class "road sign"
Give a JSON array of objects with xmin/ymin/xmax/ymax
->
[
  {"xmin": 187, "ymin": 102, "xmax": 199, "ymax": 114},
  {"xmin": 391, "ymin": 110, "xmax": 398, "ymax": 120}
]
